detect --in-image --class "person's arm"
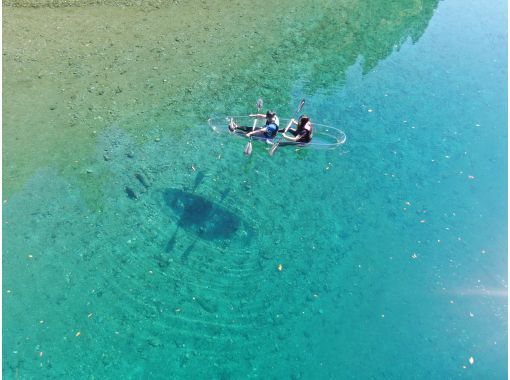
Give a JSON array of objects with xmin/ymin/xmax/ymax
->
[
  {"xmin": 282, "ymin": 131, "xmax": 305, "ymax": 142},
  {"xmin": 282, "ymin": 132, "xmax": 301, "ymax": 141},
  {"xmin": 285, "ymin": 118, "xmax": 298, "ymax": 133},
  {"xmin": 282, "ymin": 119, "xmax": 299, "ymax": 140},
  {"xmin": 247, "ymin": 127, "xmax": 267, "ymax": 137}
]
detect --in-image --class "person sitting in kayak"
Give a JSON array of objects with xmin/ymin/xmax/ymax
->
[
  {"xmin": 281, "ymin": 115, "xmax": 313, "ymax": 143},
  {"xmin": 229, "ymin": 111, "xmax": 280, "ymax": 139}
]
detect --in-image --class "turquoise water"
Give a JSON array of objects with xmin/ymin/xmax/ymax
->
[{"xmin": 3, "ymin": 0, "xmax": 507, "ymax": 378}]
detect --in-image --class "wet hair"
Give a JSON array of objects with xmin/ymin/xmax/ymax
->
[
  {"xmin": 297, "ymin": 115, "xmax": 310, "ymax": 129},
  {"xmin": 266, "ymin": 110, "xmax": 276, "ymax": 119}
]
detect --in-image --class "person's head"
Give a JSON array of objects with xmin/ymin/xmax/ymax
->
[
  {"xmin": 266, "ymin": 110, "xmax": 276, "ymax": 121},
  {"xmin": 297, "ymin": 115, "xmax": 310, "ymax": 129}
]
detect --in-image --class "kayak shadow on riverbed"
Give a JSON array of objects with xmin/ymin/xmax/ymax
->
[{"xmin": 163, "ymin": 188, "xmax": 243, "ymax": 242}]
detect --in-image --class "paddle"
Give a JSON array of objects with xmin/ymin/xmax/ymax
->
[
  {"xmin": 244, "ymin": 98, "xmax": 263, "ymax": 156},
  {"xmin": 228, "ymin": 117, "xmax": 235, "ymax": 134},
  {"xmin": 269, "ymin": 98, "xmax": 305, "ymax": 156}
]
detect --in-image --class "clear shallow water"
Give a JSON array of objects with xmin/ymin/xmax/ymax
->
[{"xmin": 3, "ymin": 0, "xmax": 507, "ymax": 379}]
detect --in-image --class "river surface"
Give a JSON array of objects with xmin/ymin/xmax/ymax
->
[{"xmin": 3, "ymin": 0, "xmax": 507, "ymax": 378}]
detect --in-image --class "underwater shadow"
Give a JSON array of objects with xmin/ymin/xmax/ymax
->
[{"xmin": 163, "ymin": 188, "xmax": 241, "ymax": 240}]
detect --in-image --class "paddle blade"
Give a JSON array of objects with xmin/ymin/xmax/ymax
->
[
  {"xmin": 297, "ymin": 98, "xmax": 305, "ymax": 114},
  {"xmin": 269, "ymin": 142, "xmax": 278, "ymax": 156},
  {"xmin": 257, "ymin": 98, "xmax": 263, "ymax": 111},
  {"xmin": 244, "ymin": 140, "xmax": 253, "ymax": 156}
]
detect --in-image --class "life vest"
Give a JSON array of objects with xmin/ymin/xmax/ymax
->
[{"xmin": 264, "ymin": 123, "xmax": 279, "ymax": 138}]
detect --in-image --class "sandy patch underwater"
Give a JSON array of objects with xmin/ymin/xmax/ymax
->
[{"xmin": 3, "ymin": 0, "xmax": 437, "ymax": 201}]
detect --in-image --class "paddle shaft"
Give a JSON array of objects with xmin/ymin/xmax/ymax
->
[
  {"xmin": 251, "ymin": 100, "xmax": 263, "ymax": 133},
  {"xmin": 244, "ymin": 99, "xmax": 263, "ymax": 155}
]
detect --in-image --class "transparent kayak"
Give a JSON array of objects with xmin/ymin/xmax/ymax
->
[{"xmin": 208, "ymin": 116, "xmax": 347, "ymax": 149}]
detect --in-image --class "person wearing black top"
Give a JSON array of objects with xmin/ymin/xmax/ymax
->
[{"xmin": 282, "ymin": 115, "xmax": 313, "ymax": 143}]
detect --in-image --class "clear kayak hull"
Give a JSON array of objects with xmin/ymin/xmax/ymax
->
[{"xmin": 208, "ymin": 116, "xmax": 346, "ymax": 149}]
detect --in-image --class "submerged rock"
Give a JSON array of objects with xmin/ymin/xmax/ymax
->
[
  {"xmin": 125, "ymin": 186, "xmax": 139, "ymax": 199},
  {"xmin": 135, "ymin": 172, "xmax": 151, "ymax": 188},
  {"xmin": 154, "ymin": 253, "xmax": 172, "ymax": 269},
  {"xmin": 195, "ymin": 296, "xmax": 218, "ymax": 314}
]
